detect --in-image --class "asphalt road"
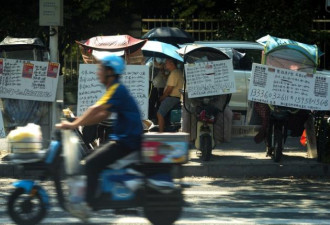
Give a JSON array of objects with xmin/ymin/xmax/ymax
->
[{"xmin": 1, "ymin": 177, "xmax": 330, "ymax": 224}]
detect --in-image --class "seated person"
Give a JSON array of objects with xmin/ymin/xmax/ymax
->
[{"xmin": 157, "ymin": 58, "xmax": 184, "ymax": 132}]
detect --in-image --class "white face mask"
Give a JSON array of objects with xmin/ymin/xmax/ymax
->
[{"xmin": 155, "ymin": 57, "xmax": 165, "ymax": 64}]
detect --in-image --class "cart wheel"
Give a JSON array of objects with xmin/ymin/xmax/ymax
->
[
  {"xmin": 273, "ymin": 125, "xmax": 283, "ymax": 162},
  {"xmin": 200, "ymin": 135, "xmax": 212, "ymax": 161},
  {"xmin": 266, "ymin": 119, "xmax": 275, "ymax": 157}
]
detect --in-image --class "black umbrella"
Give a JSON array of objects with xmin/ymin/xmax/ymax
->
[
  {"xmin": 177, "ymin": 44, "xmax": 230, "ymax": 63},
  {"xmin": 141, "ymin": 27, "xmax": 194, "ymax": 45}
]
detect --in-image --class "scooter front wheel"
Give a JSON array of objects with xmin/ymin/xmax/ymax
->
[{"xmin": 7, "ymin": 187, "xmax": 47, "ymax": 225}]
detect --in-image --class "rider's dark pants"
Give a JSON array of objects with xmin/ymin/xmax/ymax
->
[{"xmin": 84, "ymin": 141, "xmax": 134, "ymax": 206}]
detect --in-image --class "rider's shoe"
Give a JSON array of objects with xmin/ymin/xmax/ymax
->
[
  {"xmin": 66, "ymin": 202, "xmax": 91, "ymax": 223},
  {"xmin": 266, "ymin": 147, "xmax": 273, "ymax": 157}
]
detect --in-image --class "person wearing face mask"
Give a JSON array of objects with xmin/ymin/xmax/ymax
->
[{"xmin": 147, "ymin": 58, "xmax": 168, "ymax": 122}]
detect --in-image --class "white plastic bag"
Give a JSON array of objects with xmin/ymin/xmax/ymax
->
[
  {"xmin": 7, "ymin": 123, "xmax": 42, "ymax": 153},
  {"xmin": 62, "ymin": 129, "xmax": 82, "ymax": 176}
]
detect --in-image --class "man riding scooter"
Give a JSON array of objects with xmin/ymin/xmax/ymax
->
[
  {"xmin": 56, "ymin": 54, "xmax": 143, "ymax": 220},
  {"xmin": 157, "ymin": 58, "xmax": 184, "ymax": 132}
]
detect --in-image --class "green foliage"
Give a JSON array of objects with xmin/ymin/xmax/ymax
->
[
  {"xmin": 236, "ymin": 0, "xmax": 316, "ymax": 42},
  {"xmin": 171, "ymin": 0, "xmax": 232, "ymax": 19},
  {"xmin": 0, "ymin": 0, "xmax": 47, "ymax": 40},
  {"xmin": 73, "ymin": 0, "xmax": 111, "ymax": 21},
  {"xmin": 170, "ymin": 0, "xmax": 325, "ymax": 44}
]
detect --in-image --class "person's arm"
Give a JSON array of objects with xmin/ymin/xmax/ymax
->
[
  {"xmin": 159, "ymin": 71, "xmax": 177, "ymax": 101},
  {"xmin": 160, "ymin": 86, "xmax": 174, "ymax": 101},
  {"xmin": 56, "ymin": 103, "xmax": 111, "ymax": 129}
]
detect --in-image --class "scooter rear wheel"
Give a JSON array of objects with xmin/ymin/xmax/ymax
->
[
  {"xmin": 7, "ymin": 187, "xmax": 47, "ymax": 225},
  {"xmin": 144, "ymin": 186, "xmax": 183, "ymax": 225}
]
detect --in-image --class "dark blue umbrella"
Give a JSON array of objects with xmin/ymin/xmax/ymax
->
[{"xmin": 142, "ymin": 27, "xmax": 194, "ymax": 46}]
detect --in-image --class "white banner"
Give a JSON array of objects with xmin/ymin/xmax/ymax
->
[
  {"xmin": 248, "ymin": 63, "xmax": 330, "ymax": 111},
  {"xmin": 0, "ymin": 58, "xmax": 60, "ymax": 102},
  {"xmin": 184, "ymin": 59, "xmax": 236, "ymax": 98},
  {"xmin": 77, "ymin": 64, "xmax": 149, "ymax": 120}
]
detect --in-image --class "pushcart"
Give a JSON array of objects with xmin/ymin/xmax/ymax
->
[
  {"xmin": 178, "ymin": 44, "xmax": 232, "ymax": 161},
  {"xmin": 256, "ymin": 35, "xmax": 321, "ymax": 162}
]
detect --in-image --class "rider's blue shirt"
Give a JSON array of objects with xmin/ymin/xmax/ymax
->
[{"xmin": 96, "ymin": 79, "xmax": 142, "ymax": 150}]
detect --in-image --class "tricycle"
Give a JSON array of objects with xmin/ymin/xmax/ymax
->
[{"xmin": 256, "ymin": 35, "xmax": 321, "ymax": 162}]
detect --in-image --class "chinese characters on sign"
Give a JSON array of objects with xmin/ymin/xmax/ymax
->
[
  {"xmin": 77, "ymin": 64, "xmax": 149, "ymax": 119},
  {"xmin": 184, "ymin": 59, "xmax": 236, "ymax": 98},
  {"xmin": 0, "ymin": 58, "xmax": 60, "ymax": 102},
  {"xmin": 248, "ymin": 63, "xmax": 330, "ymax": 111},
  {"xmin": 120, "ymin": 66, "xmax": 149, "ymax": 120}
]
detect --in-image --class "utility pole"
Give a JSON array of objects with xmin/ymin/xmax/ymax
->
[
  {"xmin": 39, "ymin": 0, "xmax": 63, "ymax": 139},
  {"xmin": 49, "ymin": 25, "xmax": 63, "ymax": 127}
]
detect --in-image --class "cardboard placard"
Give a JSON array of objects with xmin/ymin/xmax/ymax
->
[
  {"xmin": 248, "ymin": 63, "xmax": 330, "ymax": 111},
  {"xmin": 184, "ymin": 59, "xmax": 236, "ymax": 98},
  {"xmin": 0, "ymin": 58, "xmax": 60, "ymax": 102},
  {"xmin": 77, "ymin": 64, "xmax": 149, "ymax": 119}
]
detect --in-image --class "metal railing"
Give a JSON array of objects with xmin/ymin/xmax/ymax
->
[
  {"xmin": 311, "ymin": 19, "xmax": 330, "ymax": 70},
  {"xmin": 142, "ymin": 16, "xmax": 220, "ymax": 41},
  {"xmin": 312, "ymin": 19, "xmax": 330, "ymax": 33}
]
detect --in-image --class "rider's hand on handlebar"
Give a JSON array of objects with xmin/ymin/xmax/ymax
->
[{"xmin": 55, "ymin": 120, "xmax": 77, "ymax": 130}]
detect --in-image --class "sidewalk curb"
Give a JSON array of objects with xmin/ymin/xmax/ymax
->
[
  {"xmin": 1, "ymin": 158, "xmax": 329, "ymax": 178},
  {"xmin": 1, "ymin": 136, "xmax": 328, "ymax": 179},
  {"xmin": 180, "ymin": 162, "xmax": 330, "ymax": 178}
]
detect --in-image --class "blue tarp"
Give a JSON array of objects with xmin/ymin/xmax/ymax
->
[{"xmin": 257, "ymin": 35, "xmax": 322, "ymax": 68}]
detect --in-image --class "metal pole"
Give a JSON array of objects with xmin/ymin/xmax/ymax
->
[
  {"xmin": 50, "ymin": 26, "xmax": 63, "ymax": 131},
  {"xmin": 49, "ymin": 26, "xmax": 58, "ymax": 62}
]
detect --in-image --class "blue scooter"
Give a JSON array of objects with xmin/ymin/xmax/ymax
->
[{"xmin": 7, "ymin": 120, "xmax": 186, "ymax": 225}]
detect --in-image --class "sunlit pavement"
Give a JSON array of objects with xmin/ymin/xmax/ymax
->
[{"xmin": 1, "ymin": 136, "xmax": 329, "ymax": 178}]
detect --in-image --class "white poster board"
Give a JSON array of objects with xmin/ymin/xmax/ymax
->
[
  {"xmin": 0, "ymin": 58, "xmax": 60, "ymax": 102},
  {"xmin": 248, "ymin": 63, "xmax": 330, "ymax": 111},
  {"xmin": 184, "ymin": 59, "xmax": 236, "ymax": 98},
  {"xmin": 0, "ymin": 112, "xmax": 5, "ymax": 138},
  {"xmin": 77, "ymin": 64, "xmax": 149, "ymax": 119}
]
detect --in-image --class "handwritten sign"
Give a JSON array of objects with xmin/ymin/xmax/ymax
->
[
  {"xmin": 120, "ymin": 65, "xmax": 149, "ymax": 120},
  {"xmin": 0, "ymin": 111, "xmax": 5, "ymax": 138},
  {"xmin": 77, "ymin": 64, "xmax": 149, "ymax": 119},
  {"xmin": 184, "ymin": 59, "xmax": 236, "ymax": 98},
  {"xmin": 248, "ymin": 63, "xmax": 330, "ymax": 111},
  {"xmin": 0, "ymin": 58, "xmax": 60, "ymax": 102}
]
